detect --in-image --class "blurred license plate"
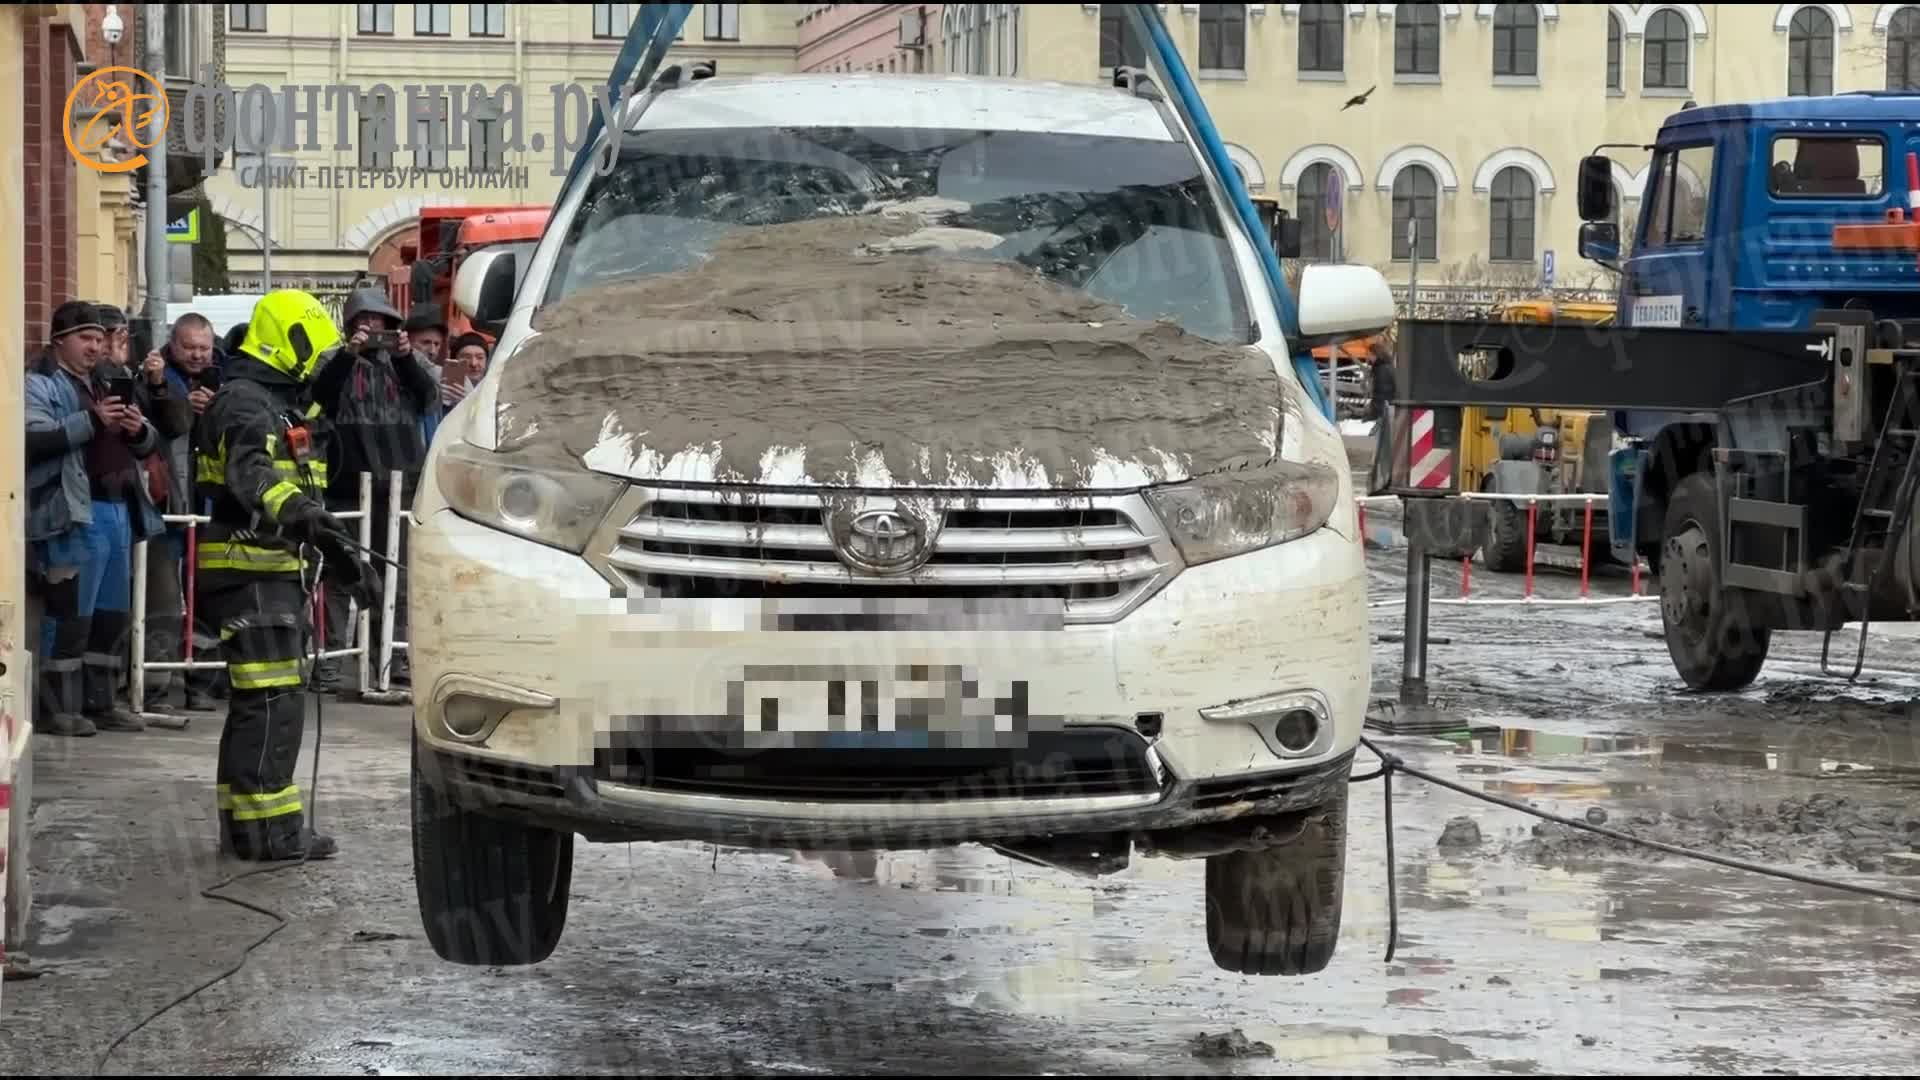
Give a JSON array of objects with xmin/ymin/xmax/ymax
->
[{"xmin": 726, "ymin": 663, "xmax": 1045, "ymax": 748}]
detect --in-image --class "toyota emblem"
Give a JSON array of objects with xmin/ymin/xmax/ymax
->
[{"xmin": 835, "ymin": 507, "xmax": 932, "ymax": 575}]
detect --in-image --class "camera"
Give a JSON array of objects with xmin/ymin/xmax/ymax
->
[{"xmin": 363, "ymin": 330, "xmax": 400, "ymax": 354}]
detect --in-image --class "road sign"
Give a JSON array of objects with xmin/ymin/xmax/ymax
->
[
  {"xmin": 165, "ymin": 208, "xmax": 199, "ymax": 244},
  {"xmin": 1542, "ymin": 248, "xmax": 1556, "ymax": 289}
]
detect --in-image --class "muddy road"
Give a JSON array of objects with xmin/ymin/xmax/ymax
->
[{"xmin": 9, "ymin": 547, "xmax": 1920, "ymax": 1074}]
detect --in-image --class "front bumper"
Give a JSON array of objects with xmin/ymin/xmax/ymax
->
[{"xmin": 408, "ymin": 499, "xmax": 1369, "ymax": 845}]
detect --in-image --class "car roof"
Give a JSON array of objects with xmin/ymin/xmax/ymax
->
[
  {"xmin": 1662, "ymin": 91, "xmax": 1920, "ymax": 137},
  {"xmin": 630, "ymin": 73, "xmax": 1178, "ymax": 142}
]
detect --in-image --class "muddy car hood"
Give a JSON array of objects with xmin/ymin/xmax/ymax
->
[{"xmin": 489, "ymin": 319, "xmax": 1305, "ymax": 490}]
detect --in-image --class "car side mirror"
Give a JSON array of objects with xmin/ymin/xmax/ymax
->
[
  {"xmin": 453, "ymin": 249, "xmax": 517, "ymax": 336},
  {"xmin": 1295, "ymin": 264, "xmax": 1395, "ymax": 344},
  {"xmin": 1578, "ymin": 221, "xmax": 1621, "ymax": 264},
  {"xmin": 1577, "ymin": 155, "xmax": 1616, "ymax": 223}
]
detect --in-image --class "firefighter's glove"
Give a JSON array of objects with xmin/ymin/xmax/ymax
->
[
  {"xmin": 277, "ymin": 497, "xmax": 341, "ymax": 542},
  {"xmin": 324, "ymin": 550, "xmax": 383, "ymax": 611}
]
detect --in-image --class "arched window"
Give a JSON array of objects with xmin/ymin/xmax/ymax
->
[
  {"xmin": 1299, "ymin": 3, "xmax": 1345, "ymax": 74},
  {"xmin": 1395, "ymin": 4, "xmax": 1441, "ymax": 76},
  {"xmin": 1098, "ymin": 3, "xmax": 1146, "ymax": 69},
  {"xmin": 1643, "ymin": 8, "xmax": 1689, "ymax": 89},
  {"xmin": 1392, "ymin": 165, "xmax": 1440, "ymax": 261},
  {"xmin": 1492, "ymin": 4, "xmax": 1538, "ymax": 78},
  {"xmin": 1297, "ymin": 161, "xmax": 1339, "ymax": 261},
  {"xmin": 1606, "ymin": 12, "xmax": 1622, "ymax": 90},
  {"xmin": 1489, "ymin": 165, "xmax": 1535, "ymax": 262},
  {"xmin": 1788, "ymin": 6, "xmax": 1835, "ymax": 96},
  {"xmin": 1890, "ymin": 7, "xmax": 1920, "ymax": 90}
]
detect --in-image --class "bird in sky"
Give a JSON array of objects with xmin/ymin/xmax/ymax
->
[{"xmin": 1341, "ymin": 85, "xmax": 1377, "ymax": 111}]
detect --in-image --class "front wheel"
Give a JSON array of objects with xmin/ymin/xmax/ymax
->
[
  {"xmin": 1658, "ymin": 472, "xmax": 1769, "ymax": 691},
  {"xmin": 1203, "ymin": 784, "xmax": 1348, "ymax": 976},
  {"xmin": 411, "ymin": 734, "xmax": 575, "ymax": 966}
]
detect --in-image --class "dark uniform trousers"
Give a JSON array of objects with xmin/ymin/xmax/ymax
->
[{"xmin": 195, "ymin": 393, "xmax": 331, "ymax": 858}]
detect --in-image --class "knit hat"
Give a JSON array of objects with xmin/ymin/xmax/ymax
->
[
  {"xmin": 49, "ymin": 300, "xmax": 105, "ymax": 341},
  {"xmin": 93, "ymin": 303, "xmax": 128, "ymax": 330}
]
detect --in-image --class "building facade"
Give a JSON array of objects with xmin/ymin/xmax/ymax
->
[
  {"xmin": 797, "ymin": 3, "xmax": 939, "ymax": 72},
  {"xmin": 204, "ymin": 3, "xmax": 801, "ymax": 287},
  {"xmin": 951, "ymin": 3, "xmax": 1918, "ymax": 286}
]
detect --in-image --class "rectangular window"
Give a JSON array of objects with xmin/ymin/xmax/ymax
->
[
  {"xmin": 470, "ymin": 117, "xmax": 505, "ymax": 171},
  {"xmin": 163, "ymin": 4, "xmax": 196, "ymax": 76},
  {"xmin": 414, "ymin": 3, "xmax": 450, "ymax": 35},
  {"xmin": 1198, "ymin": 4, "xmax": 1245, "ymax": 72},
  {"xmin": 593, "ymin": 3, "xmax": 628, "ymax": 39},
  {"xmin": 1492, "ymin": 11, "xmax": 1537, "ymax": 77},
  {"xmin": 357, "ymin": 3, "xmax": 393, "ymax": 34},
  {"xmin": 1394, "ymin": 5, "xmax": 1440, "ymax": 76},
  {"xmin": 412, "ymin": 94, "xmax": 449, "ymax": 170},
  {"xmin": 358, "ymin": 105, "xmax": 394, "ymax": 169},
  {"xmin": 470, "ymin": 3, "xmax": 507, "ymax": 37},
  {"xmin": 229, "ymin": 4, "xmax": 267, "ymax": 32},
  {"xmin": 1768, "ymin": 136, "xmax": 1886, "ymax": 198},
  {"xmin": 1298, "ymin": 3, "xmax": 1344, "ymax": 74},
  {"xmin": 1643, "ymin": 144, "xmax": 1716, "ymax": 247},
  {"xmin": 704, "ymin": 3, "xmax": 740, "ymax": 41},
  {"xmin": 1098, "ymin": 4, "xmax": 1146, "ymax": 69}
]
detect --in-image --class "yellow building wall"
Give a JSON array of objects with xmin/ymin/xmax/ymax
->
[
  {"xmin": 204, "ymin": 3, "xmax": 801, "ymax": 281},
  {"xmin": 1013, "ymin": 3, "xmax": 1910, "ymax": 285},
  {"xmin": 73, "ymin": 167, "xmax": 137, "ymax": 312}
]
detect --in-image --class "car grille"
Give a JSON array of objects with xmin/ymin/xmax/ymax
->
[
  {"xmin": 594, "ymin": 727, "xmax": 1165, "ymax": 802},
  {"xmin": 587, "ymin": 487, "xmax": 1179, "ymax": 623}
]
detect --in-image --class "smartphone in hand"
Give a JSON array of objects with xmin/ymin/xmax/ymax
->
[{"xmin": 104, "ymin": 374, "xmax": 137, "ymax": 404}]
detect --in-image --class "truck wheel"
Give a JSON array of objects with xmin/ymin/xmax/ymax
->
[
  {"xmin": 1658, "ymin": 472, "xmax": 1769, "ymax": 691},
  {"xmin": 1481, "ymin": 496, "xmax": 1530, "ymax": 573},
  {"xmin": 411, "ymin": 734, "xmax": 574, "ymax": 966},
  {"xmin": 1204, "ymin": 784, "xmax": 1347, "ymax": 976}
]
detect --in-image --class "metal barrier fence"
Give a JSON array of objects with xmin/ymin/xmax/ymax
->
[
  {"xmin": 1357, "ymin": 491, "xmax": 1658, "ymax": 609},
  {"xmin": 128, "ymin": 471, "xmax": 395, "ymax": 720}
]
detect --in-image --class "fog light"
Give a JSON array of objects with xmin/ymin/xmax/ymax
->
[
  {"xmin": 442, "ymin": 694, "xmax": 508, "ymax": 739},
  {"xmin": 1198, "ymin": 690, "xmax": 1333, "ymax": 760},
  {"xmin": 1273, "ymin": 709, "xmax": 1319, "ymax": 753}
]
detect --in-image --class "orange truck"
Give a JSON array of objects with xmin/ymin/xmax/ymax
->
[{"xmin": 385, "ymin": 204, "xmax": 550, "ymax": 342}]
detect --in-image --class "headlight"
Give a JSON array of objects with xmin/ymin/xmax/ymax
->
[
  {"xmin": 435, "ymin": 440, "xmax": 626, "ymax": 553},
  {"xmin": 1143, "ymin": 459, "xmax": 1341, "ymax": 565}
]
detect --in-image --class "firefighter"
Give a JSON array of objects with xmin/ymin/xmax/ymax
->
[{"xmin": 195, "ymin": 289, "xmax": 379, "ymax": 862}]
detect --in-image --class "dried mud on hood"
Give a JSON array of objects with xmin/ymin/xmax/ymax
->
[{"xmin": 494, "ymin": 210, "xmax": 1295, "ymax": 489}]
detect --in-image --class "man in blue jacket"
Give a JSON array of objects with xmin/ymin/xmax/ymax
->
[{"xmin": 25, "ymin": 301, "xmax": 173, "ymax": 736}]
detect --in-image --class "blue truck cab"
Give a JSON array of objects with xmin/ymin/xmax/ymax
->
[{"xmin": 1575, "ymin": 92, "xmax": 1920, "ymax": 562}]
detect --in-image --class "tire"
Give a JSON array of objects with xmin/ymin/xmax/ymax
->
[
  {"xmin": 1481, "ymin": 497, "xmax": 1530, "ymax": 573},
  {"xmin": 1204, "ymin": 784, "xmax": 1348, "ymax": 977},
  {"xmin": 411, "ymin": 733, "xmax": 575, "ymax": 965},
  {"xmin": 1658, "ymin": 472, "xmax": 1770, "ymax": 691}
]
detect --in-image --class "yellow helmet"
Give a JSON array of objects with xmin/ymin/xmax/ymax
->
[{"xmin": 238, "ymin": 289, "xmax": 342, "ymax": 382}]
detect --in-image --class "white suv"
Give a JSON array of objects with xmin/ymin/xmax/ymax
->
[{"xmin": 408, "ymin": 71, "xmax": 1393, "ymax": 977}]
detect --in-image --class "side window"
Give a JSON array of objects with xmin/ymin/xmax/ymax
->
[
  {"xmin": 1768, "ymin": 136, "xmax": 1886, "ymax": 198},
  {"xmin": 1642, "ymin": 145, "xmax": 1714, "ymax": 248}
]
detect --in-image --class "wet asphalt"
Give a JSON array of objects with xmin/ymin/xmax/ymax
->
[{"xmin": 8, "ymin": 543, "xmax": 1920, "ymax": 1074}]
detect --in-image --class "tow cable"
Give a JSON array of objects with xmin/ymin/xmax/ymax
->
[
  {"xmin": 95, "ymin": 540, "xmax": 400, "ymax": 1073},
  {"xmin": 1351, "ymin": 735, "xmax": 1920, "ymax": 965}
]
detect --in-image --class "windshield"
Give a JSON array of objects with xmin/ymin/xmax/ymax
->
[{"xmin": 538, "ymin": 126, "xmax": 1253, "ymax": 344}]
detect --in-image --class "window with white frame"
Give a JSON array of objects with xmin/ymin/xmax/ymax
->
[
  {"xmin": 1099, "ymin": 3, "xmax": 1147, "ymax": 69},
  {"xmin": 229, "ymin": 4, "xmax": 266, "ymax": 32},
  {"xmin": 593, "ymin": 3, "xmax": 628, "ymax": 39},
  {"xmin": 1396, "ymin": 4, "xmax": 1441, "ymax": 76},
  {"xmin": 1787, "ymin": 6, "xmax": 1835, "ymax": 97},
  {"xmin": 1489, "ymin": 165, "xmax": 1535, "ymax": 261},
  {"xmin": 1891, "ymin": 7, "xmax": 1920, "ymax": 90},
  {"xmin": 1393, "ymin": 165, "xmax": 1439, "ymax": 261},
  {"xmin": 1492, "ymin": 4, "xmax": 1537, "ymax": 78},
  {"xmin": 415, "ymin": 3, "xmax": 450, "ymax": 35},
  {"xmin": 1606, "ymin": 12, "xmax": 1622, "ymax": 91},
  {"xmin": 1643, "ymin": 8, "xmax": 1689, "ymax": 89},
  {"xmin": 705, "ymin": 3, "xmax": 740, "ymax": 41},
  {"xmin": 357, "ymin": 3, "xmax": 392, "ymax": 34},
  {"xmin": 1298, "ymin": 3, "xmax": 1344, "ymax": 74},
  {"xmin": 471, "ymin": 4, "xmax": 506, "ymax": 37},
  {"xmin": 1198, "ymin": 4, "xmax": 1246, "ymax": 72}
]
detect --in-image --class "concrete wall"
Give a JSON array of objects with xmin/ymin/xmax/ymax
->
[
  {"xmin": 204, "ymin": 3, "xmax": 803, "ymax": 285},
  {"xmin": 797, "ymin": 4, "xmax": 940, "ymax": 72},
  {"xmin": 997, "ymin": 3, "xmax": 1916, "ymax": 284}
]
